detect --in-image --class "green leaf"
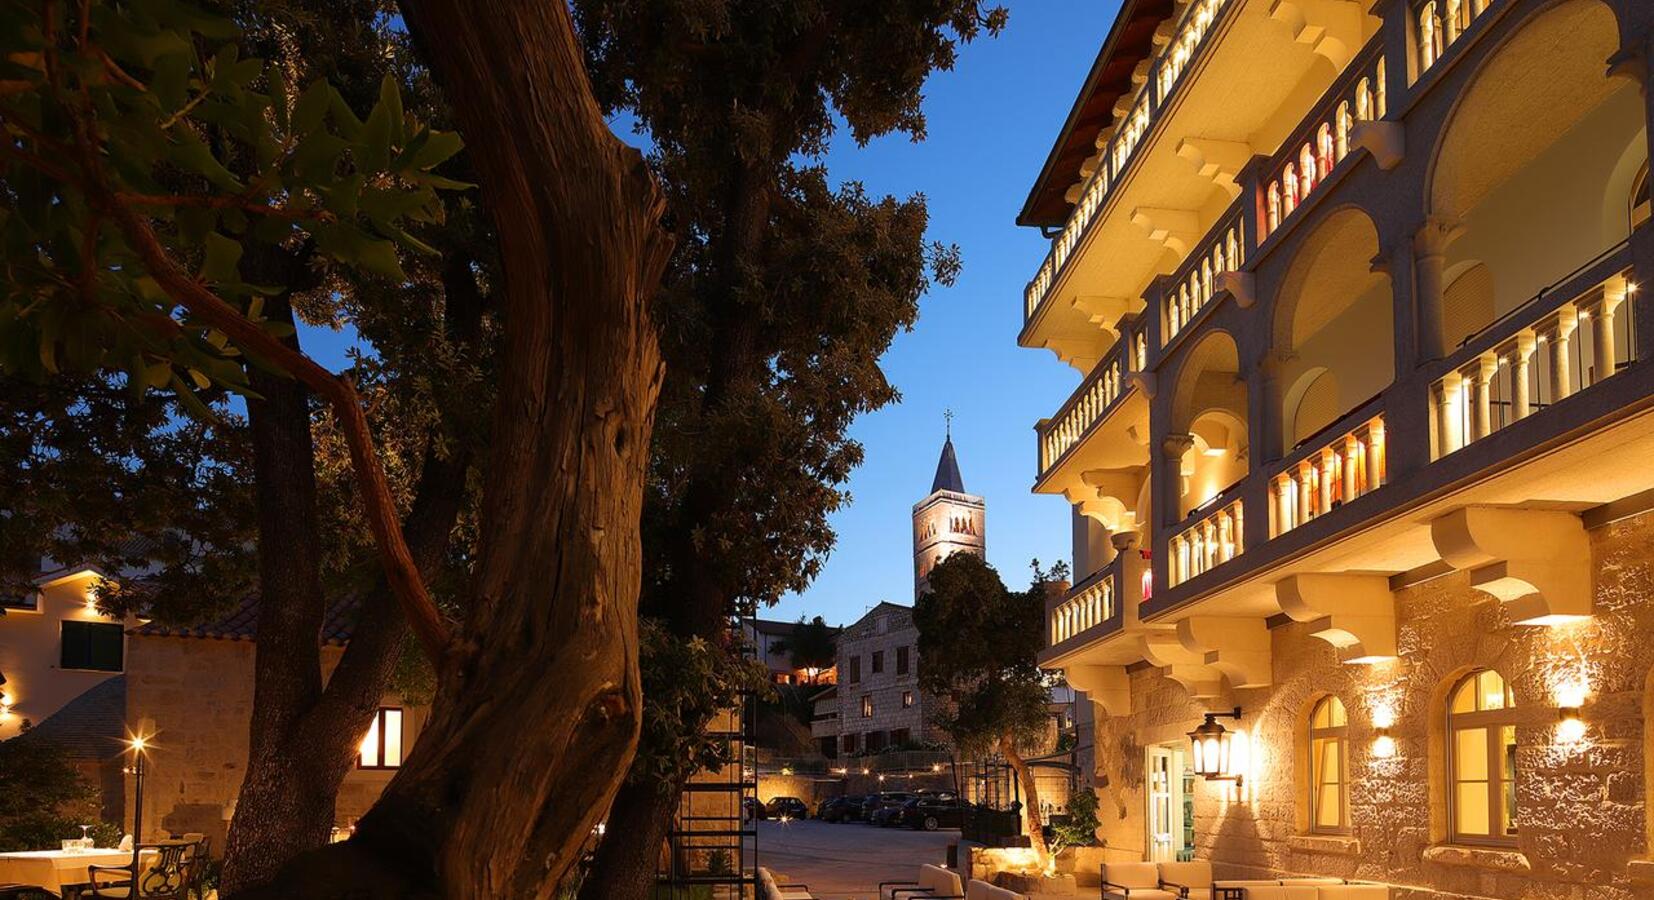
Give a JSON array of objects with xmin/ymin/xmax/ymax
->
[
  {"xmin": 355, "ymin": 238, "xmax": 406, "ymax": 281},
  {"xmin": 358, "ymin": 87, "xmax": 394, "ymax": 173},
  {"xmin": 378, "ymin": 74, "xmax": 405, "ymax": 146},
  {"xmin": 167, "ymin": 373, "xmax": 218, "ymax": 422},
  {"xmin": 200, "ymin": 232, "xmax": 242, "ymax": 284},
  {"xmin": 404, "ymin": 129, "xmax": 464, "ymax": 172},
  {"xmin": 292, "ymin": 80, "xmax": 330, "ymax": 135}
]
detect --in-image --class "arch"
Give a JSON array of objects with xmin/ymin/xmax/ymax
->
[
  {"xmin": 1170, "ymin": 331, "xmax": 1249, "ymax": 517},
  {"xmin": 1170, "ymin": 330, "xmax": 1244, "ymax": 434},
  {"xmin": 1444, "ymin": 668, "xmax": 1519, "ymax": 846},
  {"xmin": 1271, "ymin": 207, "xmax": 1394, "ymax": 450},
  {"xmin": 1441, "ymin": 261, "xmax": 1494, "ymax": 351},
  {"xmin": 1305, "ymin": 695, "xmax": 1350, "ymax": 834}
]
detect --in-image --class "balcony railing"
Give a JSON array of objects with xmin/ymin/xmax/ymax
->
[
  {"xmin": 1414, "ymin": 0, "xmax": 1501, "ymax": 81},
  {"xmin": 1038, "ymin": 343, "xmax": 1128, "ymax": 476},
  {"xmin": 1270, "ymin": 406, "xmax": 1387, "ymax": 537},
  {"xmin": 1262, "ymin": 40, "xmax": 1387, "ymax": 242},
  {"xmin": 1023, "ymin": 0, "xmax": 1236, "ymax": 324},
  {"xmin": 1168, "ymin": 491, "xmax": 1245, "ymax": 588},
  {"xmin": 1430, "ymin": 244, "xmax": 1637, "ymax": 459},
  {"xmin": 1163, "ymin": 203, "xmax": 1245, "ymax": 344},
  {"xmin": 1049, "ymin": 559, "xmax": 1119, "ymax": 648}
]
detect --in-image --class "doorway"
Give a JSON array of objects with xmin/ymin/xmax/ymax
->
[{"xmin": 1146, "ymin": 743, "xmax": 1196, "ymax": 862}]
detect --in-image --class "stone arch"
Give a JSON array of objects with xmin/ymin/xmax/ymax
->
[
  {"xmin": 1170, "ymin": 331, "xmax": 1249, "ymax": 517},
  {"xmin": 1426, "ymin": 0, "xmax": 1643, "ymax": 340},
  {"xmin": 1170, "ymin": 330, "xmax": 1245, "ymax": 435},
  {"xmin": 1270, "ymin": 206, "xmax": 1393, "ymax": 450}
]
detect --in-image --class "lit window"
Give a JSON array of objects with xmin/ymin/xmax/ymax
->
[
  {"xmin": 1307, "ymin": 696, "xmax": 1348, "ymax": 833},
  {"xmin": 1448, "ymin": 670, "xmax": 1518, "ymax": 844},
  {"xmin": 358, "ymin": 707, "xmax": 405, "ymax": 769},
  {"xmin": 902, "ymin": 691, "xmax": 913, "ymax": 709},
  {"xmin": 861, "ymin": 695, "xmax": 873, "ymax": 718}
]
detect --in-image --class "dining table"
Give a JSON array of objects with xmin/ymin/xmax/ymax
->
[{"xmin": 0, "ymin": 848, "xmax": 149, "ymax": 898}]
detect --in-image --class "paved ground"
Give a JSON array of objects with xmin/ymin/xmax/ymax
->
[{"xmin": 755, "ymin": 818, "xmax": 959, "ymax": 900}]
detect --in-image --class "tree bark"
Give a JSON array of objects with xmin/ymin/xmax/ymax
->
[
  {"xmin": 231, "ymin": 0, "xmax": 673, "ymax": 895},
  {"xmin": 576, "ymin": 774, "xmax": 681, "ymax": 900},
  {"xmin": 1001, "ymin": 736, "xmax": 1051, "ymax": 869}
]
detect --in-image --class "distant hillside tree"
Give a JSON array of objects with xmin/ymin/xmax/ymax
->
[
  {"xmin": 774, "ymin": 616, "xmax": 838, "ymax": 681},
  {"xmin": 914, "ymin": 553, "xmax": 1054, "ymax": 867}
]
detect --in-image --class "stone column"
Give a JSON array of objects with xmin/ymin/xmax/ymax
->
[
  {"xmin": 1413, "ymin": 217, "xmax": 1461, "ymax": 364},
  {"xmin": 1511, "ymin": 334, "xmax": 1534, "ymax": 420},
  {"xmin": 1546, "ymin": 311, "xmax": 1576, "ymax": 403},
  {"xmin": 1435, "ymin": 372, "xmax": 1463, "ymax": 457},
  {"xmin": 1471, "ymin": 355, "xmax": 1496, "ymax": 440},
  {"xmin": 1161, "ymin": 434, "xmax": 1195, "ymax": 526},
  {"xmin": 1587, "ymin": 287, "xmax": 1624, "ymax": 386},
  {"xmin": 1365, "ymin": 419, "xmax": 1386, "ymax": 488}
]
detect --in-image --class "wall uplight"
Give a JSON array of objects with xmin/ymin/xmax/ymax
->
[
  {"xmin": 1372, "ymin": 729, "xmax": 1396, "ymax": 758},
  {"xmin": 1555, "ymin": 678, "xmax": 1588, "ymax": 743}
]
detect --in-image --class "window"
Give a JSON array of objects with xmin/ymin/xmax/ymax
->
[
  {"xmin": 1307, "ymin": 696, "xmax": 1349, "ymax": 833},
  {"xmin": 848, "ymin": 655, "xmax": 861, "ymax": 683},
  {"xmin": 871, "ymin": 651, "xmax": 884, "ymax": 674},
  {"xmin": 358, "ymin": 707, "xmax": 405, "ymax": 769},
  {"xmin": 902, "ymin": 691, "xmax": 914, "ymax": 709},
  {"xmin": 842, "ymin": 733, "xmax": 858, "ymax": 754},
  {"xmin": 60, "ymin": 621, "xmax": 123, "ymax": 672},
  {"xmin": 2, "ymin": 593, "xmax": 36, "ymax": 611},
  {"xmin": 896, "ymin": 646, "xmax": 910, "ymax": 676},
  {"xmin": 1448, "ymin": 669, "xmax": 1518, "ymax": 844},
  {"xmin": 893, "ymin": 728, "xmax": 911, "ymax": 746},
  {"xmin": 861, "ymin": 695, "xmax": 874, "ymax": 718}
]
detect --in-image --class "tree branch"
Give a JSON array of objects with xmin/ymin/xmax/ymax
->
[
  {"xmin": 115, "ymin": 192, "xmax": 335, "ymax": 221},
  {"xmin": 102, "ymin": 197, "xmax": 453, "ymax": 665}
]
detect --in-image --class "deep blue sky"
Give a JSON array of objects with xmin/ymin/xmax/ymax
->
[{"xmin": 301, "ymin": 0, "xmax": 1114, "ymax": 629}]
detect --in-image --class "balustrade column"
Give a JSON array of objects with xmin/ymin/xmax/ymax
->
[
  {"xmin": 1589, "ymin": 288, "xmax": 1624, "ymax": 385},
  {"xmin": 1274, "ymin": 477, "xmax": 1293, "ymax": 535},
  {"xmin": 1366, "ymin": 420, "xmax": 1386, "ymax": 488},
  {"xmin": 1318, "ymin": 449, "xmax": 1335, "ymax": 512},
  {"xmin": 1546, "ymin": 314, "xmax": 1576, "ymax": 402},
  {"xmin": 1344, "ymin": 435, "xmax": 1362, "ymax": 499},
  {"xmin": 1298, "ymin": 462, "xmax": 1314, "ymax": 522},
  {"xmin": 1512, "ymin": 334, "xmax": 1534, "ymax": 420},
  {"xmin": 1435, "ymin": 372, "xmax": 1463, "ymax": 456},
  {"xmin": 1471, "ymin": 356, "xmax": 1496, "ymax": 440}
]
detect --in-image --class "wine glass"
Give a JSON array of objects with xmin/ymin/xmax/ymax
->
[{"xmin": 79, "ymin": 824, "xmax": 91, "ymax": 850}]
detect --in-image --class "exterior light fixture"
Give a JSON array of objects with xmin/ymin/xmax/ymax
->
[
  {"xmin": 780, "ymin": 766, "xmax": 793, "ymax": 776},
  {"xmin": 1187, "ymin": 707, "xmax": 1244, "ymax": 785},
  {"xmin": 1557, "ymin": 706, "xmax": 1585, "ymax": 744},
  {"xmin": 931, "ymin": 763, "xmax": 942, "ymax": 773},
  {"xmin": 1371, "ymin": 728, "xmax": 1396, "ymax": 759}
]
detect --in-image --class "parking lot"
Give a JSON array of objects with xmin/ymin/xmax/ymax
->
[{"xmin": 755, "ymin": 818, "xmax": 959, "ymax": 900}]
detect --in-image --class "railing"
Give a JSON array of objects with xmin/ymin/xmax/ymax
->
[
  {"xmin": 1414, "ymin": 0, "xmax": 1500, "ymax": 81},
  {"xmin": 1038, "ymin": 344, "xmax": 1128, "ymax": 475},
  {"xmin": 1163, "ymin": 204, "xmax": 1245, "ymax": 344},
  {"xmin": 1168, "ymin": 492, "xmax": 1245, "ymax": 588},
  {"xmin": 1270, "ymin": 408, "xmax": 1387, "ymax": 537},
  {"xmin": 1023, "ymin": 0, "xmax": 1236, "ymax": 323},
  {"xmin": 1049, "ymin": 560, "xmax": 1119, "ymax": 647},
  {"xmin": 1262, "ymin": 40, "xmax": 1387, "ymax": 241},
  {"xmin": 1430, "ymin": 245, "xmax": 1637, "ymax": 459}
]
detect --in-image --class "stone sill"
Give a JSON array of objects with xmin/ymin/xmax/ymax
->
[
  {"xmin": 1629, "ymin": 859, "xmax": 1654, "ymax": 884},
  {"xmin": 1288, "ymin": 834, "xmax": 1361, "ymax": 856},
  {"xmin": 1422, "ymin": 844, "xmax": 1531, "ymax": 873}
]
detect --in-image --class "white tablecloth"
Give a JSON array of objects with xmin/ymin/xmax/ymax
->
[{"xmin": 0, "ymin": 849, "xmax": 140, "ymax": 896}]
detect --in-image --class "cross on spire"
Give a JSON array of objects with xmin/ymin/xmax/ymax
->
[{"xmin": 944, "ymin": 408, "xmax": 954, "ymax": 439}]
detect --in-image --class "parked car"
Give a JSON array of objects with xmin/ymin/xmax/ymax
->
[
  {"xmin": 765, "ymin": 796, "xmax": 809, "ymax": 820},
  {"xmin": 742, "ymin": 797, "xmax": 765, "ymax": 822},
  {"xmin": 899, "ymin": 794, "xmax": 972, "ymax": 831},
  {"xmin": 817, "ymin": 795, "xmax": 864, "ymax": 822},
  {"xmin": 860, "ymin": 791, "xmax": 915, "ymax": 823}
]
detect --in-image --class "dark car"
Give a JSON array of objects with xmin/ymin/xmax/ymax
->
[
  {"xmin": 765, "ymin": 796, "xmax": 809, "ymax": 820},
  {"xmin": 742, "ymin": 797, "xmax": 765, "ymax": 822},
  {"xmin": 817, "ymin": 795, "xmax": 864, "ymax": 823},
  {"xmin": 860, "ymin": 791, "xmax": 915, "ymax": 824},
  {"xmin": 899, "ymin": 793, "xmax": 971, "ymax": 831}
]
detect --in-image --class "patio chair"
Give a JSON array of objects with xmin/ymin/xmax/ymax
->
[
  {"xmin": 86, "ymin": 841, "xmax": 196, "ymax": 899},
  {"xmin": 880, "ymin": 863, "xmax": 964, "ymax": 899},
  {"xmin": 1157, "ymin": 860, "xmax": 1213, "ymax": 899},
  {"xmin": 963, "ymin": 880, "xmax": 1026, "ymax": 900},
  {"xmin": 1101, "ymin": 862, "xmax": 1178, "ymax": 899}
]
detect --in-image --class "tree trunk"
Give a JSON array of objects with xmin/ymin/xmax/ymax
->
[
  {"xmin": 576, "ymin": 774, "xmax": 680, "ymax": 900},
  {"xmin": 1001, "ymin": 736, "xmax": 1051, "ymax": 869},
  {"xmin": 231, "ymin": 0, "xmax": 673, "ymax": 895}
]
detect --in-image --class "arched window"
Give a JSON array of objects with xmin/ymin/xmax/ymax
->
[
  {"xmin": 1308, "ymin": 696, "xmax": 1349, "ymax": 833},
  {"xmin": 1448, "ymin": 669, "xmax": 1519, "ymax": 845},
  {"xmin": 1631, "ymin": 161, "xmax": 1650, "ymax": 230}
]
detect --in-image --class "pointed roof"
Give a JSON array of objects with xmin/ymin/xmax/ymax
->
[{"xmin": 931, "ymin": 437, "xmax": 965, "ymax": 494}]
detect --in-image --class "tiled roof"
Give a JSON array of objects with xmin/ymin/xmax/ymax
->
[
  {"xmin": 133, "ymin": 595, "xmax": 358, "ymax": 645},
  {"xmin": 11, "ymin": 676, "xmax": 127, "ymax": 761}
]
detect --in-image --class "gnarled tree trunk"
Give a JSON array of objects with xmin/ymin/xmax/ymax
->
[
  {"xmin": 229, "ymin": 0, "xmax": 672, "ymax": 895},
  {"xmin": 1001, "ymin": 736, "xmax": 1051, "ymax": 869}
]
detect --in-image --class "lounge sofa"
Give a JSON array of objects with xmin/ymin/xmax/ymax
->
[
  {"xmin": 880, "ymin": 863, "xmax": 965, "ymax": 899},
  {"xmin": 1101, "ymin": 861, "xmax": 1180, "ymax": 899},
  {"xmin": 964, "ymin": 879, "xmax": 1027, "ymax": 900},
  {"xmin": 1212, "ymin": 877, "xmax": 1390, "ymax": 899}
]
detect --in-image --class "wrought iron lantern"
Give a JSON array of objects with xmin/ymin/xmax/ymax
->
[{"xmin": 1187, "ymin": 707, "xmax": 1244, "ymax": 784}]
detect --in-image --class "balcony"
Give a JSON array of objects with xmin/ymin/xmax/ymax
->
[
  {"xmin": 1413, "ymin": 0, "xmax": 1502, "ymax": 83},
  {"xmin": 1430, "ymin": 243, "xmax": 1637, "ymax": 459},
  {"xmin": 1023, "ymin": 0, "xmax": 1235, "ymax": 326},
  {"xmin": 1168, "ymin": 488, "xmax": 1245, "ymax": 589},
  {"xmin": 1045, "ymin": 557, "xmax": 1125, "ymax": 658},
  {"xmin": 1038, "ymin": 345, "xmax": 1127, "ymax": 478},
  {"xmin": 1162, "ymin": 201, "xmax": 1246, "ymax": 346},
  {"xmin": 1270, "ymin": 403, "xmax": 1387, "ymax": 537},
  {"xmin": 1260, "ymin": 38, "xmax": 1389, "ymax": 243}
]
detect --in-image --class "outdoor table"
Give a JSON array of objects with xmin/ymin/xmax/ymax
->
[{"xmin": 0, "ymin": 848, "xmax": 151, "ymax": 897}]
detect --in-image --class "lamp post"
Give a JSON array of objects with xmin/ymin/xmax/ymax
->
[{"xmin": 125, "ymin": 734, "xmax": 148, "ymax": 870}]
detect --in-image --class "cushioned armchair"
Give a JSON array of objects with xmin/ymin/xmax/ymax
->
[{"xmin": 1101, "ymin": 862, "xmax": 1178, "ymax": 899}]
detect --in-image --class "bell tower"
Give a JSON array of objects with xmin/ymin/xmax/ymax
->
[{"xmin": 912, "ymin": 413, "xmax": 986, "ymax": 597}]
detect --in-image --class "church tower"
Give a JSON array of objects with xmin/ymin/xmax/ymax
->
[{"xmin": 912, "ymin": 420, "xmax": 986, "ymax": 598}]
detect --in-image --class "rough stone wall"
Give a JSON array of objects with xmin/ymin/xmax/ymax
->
[
  {"xmin": 1088, "ymin": 510, "xmax": 1654, "ymax": 899},
  {"xmin": 124, "ymin": 636, "xmax": 425, "ymax": 850},
  {"xmin": 836, "ymin": 606, "xmax": 930, "ymax": 749}
]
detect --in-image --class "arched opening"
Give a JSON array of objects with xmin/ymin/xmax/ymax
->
[
  {"xmin": 1429, "ymin": 0, "xmax": 1645, "ymax": 349},
  {"xmin": 1306, "ymin": 695, "xmax": 1349, "ymax": 835},
  {"xmin": 1171, "ymin": 332, "xmax": 1249, "ymax": 519},
  {"xmin": 1445, "ymin": 669, "xmax": 1519, "ymax": 846},
  {"xmin": 1273, "ymin": 208, "xmax": 1394, "ymax": 451}
]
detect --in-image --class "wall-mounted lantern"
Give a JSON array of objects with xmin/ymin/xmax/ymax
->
[{"xmin": 1187, "ymin": 707, "xmax": 1245, "ymax": 785}]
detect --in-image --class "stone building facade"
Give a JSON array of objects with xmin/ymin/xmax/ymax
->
[
  {"xmin": 832, "ymin": 602, "xmax": 928, "ymax": 754},
  {"xmin": 123, "ymin": 601, "xmax": 427, "ymax": 850},
  {"xmin": 1017, "ymin": 0, "xmax": 1654, "ymax": 895}
]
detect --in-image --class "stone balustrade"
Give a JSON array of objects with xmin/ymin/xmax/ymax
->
[
  {"xmin": 1415, "ymin": 0, "xmax": 1499, "ymax": 78},
  {"xmin": 1169, "ymin": 494, "xmax": 1245, "ymax": 588},
  {"xmin": 1049, "ymin": 561, "xmax": 1118, "ymax": 648},
  {"xmin": 1271, "ymin": 411, "xmax": 1387, "ymax": 537},
  {"xmin": 1163, "ymin": 206, "xmax": 1245, "ymax": 344},
  {"xmin": 1038, "ymin": 346, "xmax": 1126, "ymax": 476}
]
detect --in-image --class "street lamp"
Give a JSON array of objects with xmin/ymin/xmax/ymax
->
[
  {"xmin": 1187, "ymin": 707, "xmax": 1244, "ymax": 785},
  {"xmin": 125, "ymin": 731, "xmax": 150, "ymax": 862}
]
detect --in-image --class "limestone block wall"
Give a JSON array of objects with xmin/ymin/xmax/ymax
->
[
  {"xmin": 1088, "ymin": 511, "xmax": 1654, "ymax": 899},
  {"xmin": 836, "ymin": 606, "xmax": 930, "ymax": 749},
  {"xmin": 124, "ymin": 636, "xmax": 426, "ymax": 850}
]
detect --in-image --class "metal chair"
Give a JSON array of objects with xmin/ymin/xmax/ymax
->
[{"xmin": 85, "ymin": 841, "xmax": 197, "ymax": 899}]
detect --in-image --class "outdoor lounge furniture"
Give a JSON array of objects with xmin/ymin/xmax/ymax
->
[
  {"xmin": 85, "ymin": 841, "xmax": 198, "ymax": 899},
  {"xmin": 1157, "ymin": 860, "xmax": 1214, "ymax": 899},
  {"xmin": 758, "ymin": 866, "xmax": 815, "ymax": 900},
  {"xmin": 963, "ymin": 880, "xmax": 1025, "ymax": 900},
  {"xmin": 1101, "ymin": 862, "xmax": 1179, "ymax": 899},
  {"xmin": 1212, "ymin": 878, "xmax": 1389, "ymax": 899},
  {"xmin": 880, "ymin": 863, "xmax": 965, "ymax": 899}
]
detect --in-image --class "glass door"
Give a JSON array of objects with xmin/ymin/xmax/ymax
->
[{"xmin": 1146, "ymin": 745, "xmax": 1180, "ymax": 862}]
